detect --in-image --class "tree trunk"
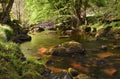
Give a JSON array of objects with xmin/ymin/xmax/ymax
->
[
  {"xmin": 82, "ymin": 0, "xmax": 88, "ymax": 25},
  {"xmin": 73, "ymin": 0, "xmax": 82, "ymax": 27},
  {"xmin": 0, "ymin": 0, "xmax": 14, "ymax": 24}
]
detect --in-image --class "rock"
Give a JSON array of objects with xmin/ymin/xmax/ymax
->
[
  {"xmin": 74, "ymin": 74, "xmax": 90, "ymax": 79},
  {"xmin": 84, "ymin": 27, "xmax": 91, "ymax": 33},
  {"xmin": 13, "ymin": 34, "xmax": 31, "ymax": 43},
  {"xmin": 63, "ymin": 73, "xmax": 73, "ymax": 79},
  {"xmin": 36, "ymin": 47, "xmax": 48, "ymax": 55},
  {"xmin": 41, "ymin": 68, "xmax": 51, "ymax": 77},
  {"xmin": 68, "ymin": 68, "xmax": 79, "ymax": 77},
  {"xmin": 46, "ymin": 60, "xmax": 55, "ymax": 65},
  {"xmin": 112, "ymin": 45, "xmax": 120, "ymax": 50},
  {"xmin": 100, "ymin": 45, "xmax": 108, "ymax": 51},
  {"xmin": 58, "ymin": 35, "xmax": 70, "ymax": 39},
  {"xmin": 114, "ymin": 34, "xmax": 120, "ymax": 40},
  {"xmin": 113, "ymin": 70, "xmax": 120, "ymax": 79},
  {"xmin": 31, "ymin": 21, "xmax": 55, "ymax": 30},
  {"xmin": 29, "ymin": 26, "xmax": 44, "ymax": 33},
  {"xmin": 49, "ymin": 41, "xmax": 86, "ymax": 56},
  {"xmin": 21, "ymin": 71, "xmax": 44, "ymax": 79},
  {"xmin": 95, "ymin": 26, "xmax": 112, "ymax": 39},
  {"xmin": 65, "ymin": 30, "xmax": 72, "ymax": 36}
]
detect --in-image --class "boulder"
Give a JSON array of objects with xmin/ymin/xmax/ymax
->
[
  {"xmin": 13, "ymin": 34, "xmax": 31, "ymax": 43},
  {"xmin": 49, "ymin": 41, "xmax": 86, "ymax": 56},
  {"xmin": 21, "ymin": 71, "xmax": 45, "ymax": 79},
  {"xmin": 29, "ymin": 26, "xmax": 44, "ymax": 33}
]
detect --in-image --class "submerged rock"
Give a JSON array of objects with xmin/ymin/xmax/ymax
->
[
  {"xmin": 100, "ymin": 45, "xmax": 108, "ymax": 51},
  {"xmin": 68, "ymin": 68, "xmax": 79, "ymax": 77},
  {"xmin": 113, "ymin": 70, "xmax": 120, "ymax": 79},
  {"xmin": 49, "ymin": 41, "xmax": 86, "ymax": 56},
  {"xmin": 74, "ymin": 74, "xmax": 90, "ymax": 79}
]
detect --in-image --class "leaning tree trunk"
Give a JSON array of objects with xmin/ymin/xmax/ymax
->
[{"xmin": 0, "ymin": 0, "xmax": 14, "ymax": 24}]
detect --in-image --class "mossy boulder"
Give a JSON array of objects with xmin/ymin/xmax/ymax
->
[
  {"xmin": 0, "ymin": 57, "xmax": 21, "ymax": 79},
  {"xmin": 49, "ymin": 41, "xmax": 86, "ymax": 56},
  {"xmin": 23, "ymin": 61, "xmax": 45, "ymax": 72},
  {"xmin": 0, "ymin": 24, "xmax": 13, "ymax": 41},
  {"xmin": 21, "ymin": 71, "xmax": 44, "ymax": 79},
  {"xmin": 0, "ymin": 40, "xmax": 48, "ymax": 79}
]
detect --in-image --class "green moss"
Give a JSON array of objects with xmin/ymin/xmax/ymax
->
[
  {"xmin": 0, "ymin": 39, "xmax": 47, "ymax": 79},
  {"xmin": 21, "ymin": 71, "xmax": 44, "ymax": 79},
  {"xmin": 0, "ymin": 24, "xmax": 13, "ymax": 41},
  {"xmin": 0, "ymin": 41, "xmax": 25, "ymax": 76}
]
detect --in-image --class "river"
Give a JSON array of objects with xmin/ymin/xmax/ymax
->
[{"xmin": 20, "ymin": 30, "xmax": 120, "ymax": 78}]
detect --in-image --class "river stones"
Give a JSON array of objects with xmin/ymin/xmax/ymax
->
[
  {"xmin": 29, "ymin": 26, "xmax": 44, "ymax": 33},
  {"xmin": 68, "ymin": 68, "xmax": 79, "ymax": 77},
  {"xmin": 74, "ymin": 74, "xmax": 90, "ymax": 79},
  {"xmin": 49, "ymin": 41, "xmax": 86, "ymax": 56}
]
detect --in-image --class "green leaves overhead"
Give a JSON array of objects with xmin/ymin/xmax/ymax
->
[
  {"xmin": 24, "ymin": 0, "xmax": 120, "ymax": 24},
  {"xmin": 25, "ymin": 0, "xmax": 55, "ymax": 24}
]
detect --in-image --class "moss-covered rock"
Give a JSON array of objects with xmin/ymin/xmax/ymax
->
[
  {"xmin": 0, "ymin": 40, "xmax": 48, "ymax": 79},
  {"xmin": 0, "ymin": 24, "xmax": 13, "ymax": 41},
  {"xmin": 21, "ymin": 71, "xmax": 44, "ymax": 79},
  {"xmin": 49, "ymin": 41, "xmax": 86, "ymax": 56}
]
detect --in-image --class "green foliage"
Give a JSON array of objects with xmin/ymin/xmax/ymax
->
[
  {"xmin": 0, "ymin": 36, "xmax": 46, "ymax": 79},
  {"xmin": 21, "ymin": 71, "xmax": 44, "ymax": 79},
  {"xmin": 0, "ymin": 40, "xmax": 24, "ymax": 79},
  {"xmin": 90, "ymin": 22, "xmax": 106, "ymax": 30},
  {"xmin": 89, "ymin": 0, "xmax": 106, "ymax": 7},
  {"xmin": 24, "ymin": 0, "xmax": 56, "ymax": 24},
  {"xmin": 0, "ymin": 24, "xmax": 13, "ymax": 41}
]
